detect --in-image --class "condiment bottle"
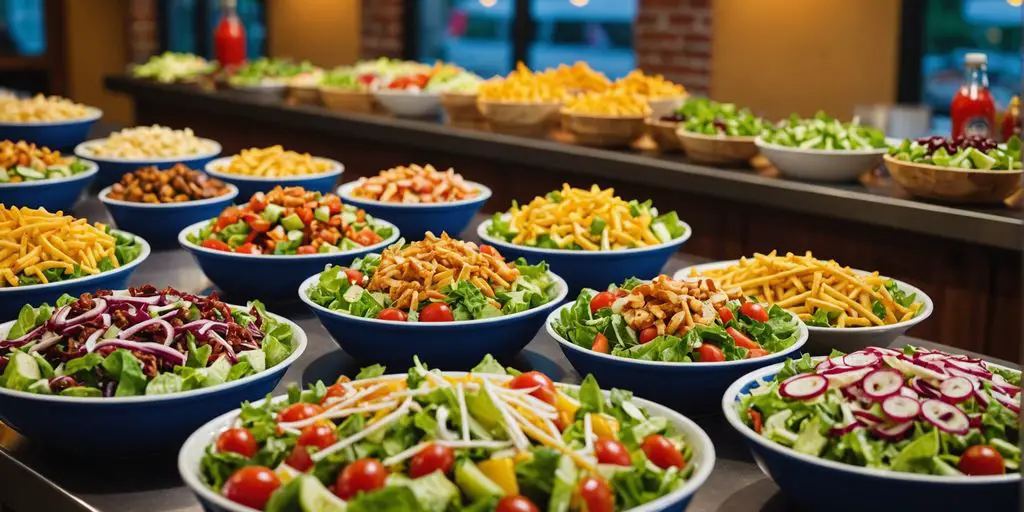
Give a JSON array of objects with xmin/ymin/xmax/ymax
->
[
  {"xmin": 214, "ymin": 0, "xmax": 246, "ymax": 69},
  {"xmin": 950, "ymin": 53, "xmax": 995, "ymax": 139}
]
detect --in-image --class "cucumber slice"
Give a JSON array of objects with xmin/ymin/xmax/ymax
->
[
  {"xmin": 15, "ymin": 167, "xmax": 45, "ymax": 180},
  {"xmin": 455, "ymin": 460, "xmax": 505, "ymax": 501},
  {"xmin": 298, "ymin": 475, "xmax": 346, "ymax": 512},
  {"xmin": 968, "ymin": 148, "xmax": 997, "ymax": 170}
]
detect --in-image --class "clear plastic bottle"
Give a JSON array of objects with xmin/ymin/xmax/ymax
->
[{"xmin": 950, "ymin": 53, "xmax": 996, "ymax": 139}]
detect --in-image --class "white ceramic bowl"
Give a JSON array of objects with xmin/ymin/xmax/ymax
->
[
  {"xmin": 754, "ymin": 137, "xmax": 887, "ymax": 182},
  {"xmin": 179, "ymin": 373, "xmax": 716, "ymax": 512},
  {"xmin": 646, "ymin": 95, "xmax": 687, "ymax": 119},
  {"xmin": 675, "ymin": 260, "xmax": 933, "ymax": 354},
  {"xmin": 372, "ymin": 90, "xmax": 442, "ymax": 118}
]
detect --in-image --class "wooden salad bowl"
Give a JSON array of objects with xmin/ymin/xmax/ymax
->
[
  {"xmin": 883, "ymin": 154, "xmax": 1023, "ymax": 204},
  {"xmin": 477, "ymin": 100, "xmax": 562, "ymax": 137},
  {"xmin": 319, "ymin": 87, "xmax": 376, "ymax": 114},
  {"xmin": 646, "ymin": 119, "xmax": 684, "ymax": 152},
  {"xmin": 561, "ymin": 111, "xmax": 648, "ymax": 148},
  {"xmin": 441, "ymin": 92, "xmax": 486, "ymax": 127},
  {"xmin": 677, "ymin": 131, "xmax": 759, "ymax": 166}
]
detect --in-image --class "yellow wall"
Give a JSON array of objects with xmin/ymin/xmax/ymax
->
[
  {"xmin": 64, "ymin": 0, "xmax": 132, "ymax": 124},
  {"xmin": 266, "ymin": 0, "xmax": 361, "ymax": 67},
  {"xmin": 710, "ymin": 0, "xmax": 902, "ymax": 121}
]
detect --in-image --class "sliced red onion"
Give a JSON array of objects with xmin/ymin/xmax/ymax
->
[
  {"xmin": 843, "ymin": 351, "xmax": 880, "ymax": 368},
  {"xmin": 991, "ymin": 390, "xmax": 1020, "ymax": 414},
  {"xmin": 118, "ymin": 318, "xmax": 174, "ymax": 345},
  {"xmin": 149, "ymin": 301, "xmax": 191, "ymax": 315},
  {"xmin": 779, "ymin": 374, "xmax": 829, "ymax": 400},
  {"xmin": 862, "ymin": 369, "xmax": 904, "ymax": 400},
  {"xmin": 92, "ymin": 339, "xmax": 186, "ymax": 366},
  {"xmin": 0, "ymin": 324, "xmax": 44, "ymax": 348},
  {"xmin": 939, "ymin": 376, "xmax": 974, "ymax": 404},
  {"xmin": 105, "ymin": 295, "xmax": 161, "ymax": 305},
  {"xmin": 27, "ymin": 331, "xmax": 63, "ymax": 353},
  {"xmin": 154, "ymin": 309, "xmax": 182, "ymax": 321},
  {"xmin": 882, "ymin": 395, "xmax": 921, "ymax": 422},
  {"xmin": 178, "ymin": 319, "xmax": 210, "ymax": 331},
  {"xmin": 920, "ymin": 399, "xmax": 969, "ymax": 435},
  {"xmin": 945, "ymin": 359, "xmax": 991, "ymax": 379},
  {"xmin": 822, "ymin": 366, "xmax": 873, "ymax": 388},
  {"xmin": 198, "ymin": 322, "xmax": 228, "ymax": 335},
  {"xmin": 84, "ymin": 329, "xmax": 104, "ymax": 353},
  {"xmin": 208, "ymin": 332, "xmax": 237, "ymax": 363},
  {"xmin": 65, "ymin": 299, "xmax": 107, "ymax": 327},
  {"xmin": 871, "ymin": 421, "xmax": 914, "ymax": 440}
]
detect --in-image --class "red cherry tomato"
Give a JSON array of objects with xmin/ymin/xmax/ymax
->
[
  {"xmin": 698, "ymin": 343, "xmax": 726, "ymax": 362},
  {"xmin": 638, "ymin": 326, "xmax": 658, "ymax": 344},
  {"xmin": 739, "ymin": 302, "xmax": 769, "ymax": 323},
  {"xmin": 746, "ymin": 348, "xmax": 770, "ymax": 359},
  {"xmin": 321, "ymin": 383, "xmax": 346, "ymax": 404},
  {"xmin": 296, "ymin": 245, "xmax": 317, "ymax": 255},
  {"xmin": 277, "ymin": 403, "xmax": 324, "ymax": 423},
  {"xmin": 496, "ymin": 495, "xmax": 540, "ymax": 512},
  {"xmin": 589, "ymin": 291, "xmax": 616, "ymax": 314},
  {"xmin": 642, "ymin": 435, "xmax": 686, "ymax": 469},
  {"xmin": 594, "ymin": 438, "xmax": 631, "ymax": 466},
  {"xmin": 334, "ymin": 458, "xmax": 388, "ymax": 500},
  {"xmin": 378, "ymin": 308, "xmax": 408, "ymax": 322},
  {"xmin": 284, "ymin": 444, "xmax": 313, "ymax": 471},
  {"xmin": 344, "ymin": 269, "xmax": 365, "ymax": 286},
  {"xmin": 234, "ymin": 242, "xmax": 260, "ymax": 254},
  {"xmin": 408, "ymin": 443, "xmax": 455, "ymax": 478},
  {"xmin": 222, "ymin": 466, "xmax": 280, "ymax": 509},
  {"xmin": 297, "ymin": 424, "xmax": 337, "ymax": 450},
  {"xmin": 578, "ymin": 476, "xmax": 614, "ymax": 512},
  {"xmin": 958, "ymin": 445, "xmax": 1006, "ymax": 475},
  {"xmin": 726, "ymin": 327, "xmax": 761, "ymax": 350},
  {"xmin": 248, "ymin": 218, "xmax": 271, "ymax": 232},
  {"xmin": 509, "ymin": 371, "xmax": 557, "ymax": 405},
  {"xmin": 479, "ymin": 244, "xmax": 503, "ymax": 260},
  {"xmin": 717, "ymin": 306, "xmax": 734, "ymax": 323},
  {"xmin": 591, "ymin": 333, "xmax": 610, "ymax": 353},
  {"xmin": 215, "ymin": 427, "xmax": 258, "ymax": 458},
  {"xmin": 200, "ymin": 239, "xmax": 232, "ymax": 252},
  {"xmin": 420, "ymin": 302, "xmax": 454, "ymax": 322}
]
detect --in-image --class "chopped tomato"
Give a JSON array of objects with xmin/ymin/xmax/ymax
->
[
  {"xmin": 408, "ymin": 443, "xmax": 455, "ymax": 478},
  {"xmin": 277, "ymin": 403, "xmax": 324, "ymax": 423},
  {"xmin": 642, "ymin": 435, "xmax": 685, "ymax": 469},
  {"xmin": 747, "ymin": 409, "xmax": 763, "ymax": 434},
  {"xmin": 216, "ymin": 428, "xmax": 257, "ymax": 458},
  {"xmin": 321, "ymin": 383, "xmax": 346, "ymax": 404},
  {"xmin": 638, "ymin": 326, "xmax": 658, "ymax": 344},
  {"xmin": 717, "ymin": 306, "xmax": 734, "ymax": 323},
  {"xmin": 215, "ymin": 208, "xmax": 241, "ymax": 230},
  {"xmin": 698, "ymin": 343, "xmax": 725, "ymax": 362},
  {"xmin": 746, "ymin": 348, "xmax": 770, "ymax": 359},
  {"xmin": 248, "ymin": 193, "xmax": 267, "ymax": 212},
  {"xmin": 297, "ymin": 424, "xmax": 337, "ymax": 450},
  {"xmin": 323, "ymin": 195, "xmax": 342, "ymax": 214},
  {"xmin": 296, "ymin": 207, "xmax": 314, "ymax": 225},
  {"xmin": 248, "ymin": 218, "xmax": 271, "ymax": 232},
  {"xmin": 378, "ymin": 308, "xmax": 408, "ymax": 322},
  {"xmin": 344, "ymin": 269, "xmax": 365, "ymax": 285},
  {"xmin": 594, "ymin": 438, "xmax": 631, "ymax": 466},
  {"xmin": 479, "ymin": 244, "xmax": 502, "ymax": 260},
  {"xmin": 589, "ymin": 291, "xmax": 616, "ymax": 313},
  {"xmin": 353, "ymin": 227, "xmax": 383, "ymax": 246},
  {"xmin": 334, "ymin": 459, "xmax": 388, "ymax": 500},
  {"xmin": 201, "ymin": 239, "xmax": 232, "ymax": 252},
  {"xmin": 420, "ymin": 302, "xmax": 454, "ymax": 322},
  {"xmin": 296, "ymin": 245, "xmax": 317, "ymax": 255},
  {"xmin": 284, "ymin": 445, "xmax": 313, "ymax": 472},
  {"xmin": 959, "ymin": 445, "xmax": 1006, "ymax": 475},
  {"xmin": 739, "ymin": 302, "xmax": 769, "ymax": 323},
  {"xmin": 578, "ymin": 476, "xmax": 614, "ymax": 512},
  {"xmin": 591, "ymin": 333, "xmax": 610, "ymax": 353},
  {"xmin": 234, "ymin": 243, "xmax": 260, "ymax": 254},
  {"xmin": 222, "ymin": 466, "xmax": 280, "ymax": 509},
  {"xmin": 509, "ymin": 371, "xmax": 557, "ymax": 405},
  {"xmin": 726, "ymin": 327, "xmax": 761, "ymax": 350}
]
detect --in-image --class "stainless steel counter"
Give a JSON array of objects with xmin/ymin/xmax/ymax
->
[{"xmin": 0, "ymin": 199, "xmax": 1010, "ymax": 512}]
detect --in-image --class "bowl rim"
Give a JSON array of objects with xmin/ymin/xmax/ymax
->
[
  {"xmin": 675, "ymin": 130, "xmax": 758, "ymax": 143},
  {"xmin": 546, "ymin": 302, "xmax": 809, "ymax": 368},
  {"xmin": 0, "ymin": 106, "xmax": 103, "ymax": 127},
  {"xmin": 721, "ymin": 357, "xmax": 1021, "ymax": 485},
  {"xmin": 178, "ymin": 371, "xmax": 717, "ymax": 512},
  {"xmin": 371, "ymin": 89, "xmax": 442, "ymax": 99},
  {"xmin": 755, "ymin": 136, "xmax": 890, "ymax": 156},
  {"xmin": 0, "ymin": 229, "xmax": 150, "ymax": 294},
  {"xmin": 177, "ymin": 217, "xmax": 401, "ymax": 260},
  {"xmin": 316, "ymin": 85, "xmax": 370, "ymax": 95},
  {"xmin": 882, "ymin": 153, "xmax": 1024, "ymax": 175},
  {"xmin": 476, "ymin": 218, "xmax": 692, "ymax": 256},
  {"xmin": 204, "ymin": 155, "xmax": 345, "ymax": 182},
  {"xmin": 673, "ymin": 260, "xmax": 935, "ymax": 334},
  {"xmin": 73, "ymin": 138, "xmax": 222, "ymax": 164},
  {"xmin": 645, "ymin": 118, "xmax": 682, "ymax": 128},
  {"xmin": 0, "ymin": 159, "xmax": 98, "ymax": 188},
  {"xmin": 298, "ymin": 267, "xmax": 569, "ymax": 327},
  {"xmin": 336, "ymin": 179, "xmax": 492, "ymax": 209},
  {"xmin": 477, "ymin": 99, "xmax": 563, "ymax": 107},
  {"xmin": 559, "ymin": 109, "xmax": 651, "ymax": 120},
  {"xmin": 98, "ymin": 183, "xmax": 239, "ymax": 208},
  {"xmin": 0, "ymin": 306, "xmax": 307, "ymax": 404},
  {"xmin": 228, "ymin": 80, "xmax": 289, "ymax": 90}
]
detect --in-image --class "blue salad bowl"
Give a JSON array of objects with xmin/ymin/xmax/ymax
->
[
  {"xmin": 546, "ymin": 303, "xmax": 808, "ymax": 414},
  {"xmin": 337, "ymin": 180, "xmax": 491, "ymax": 240},
  {"xmin": 179, "ymin": 373, "xmax": 716, "ymax": 512},
  {"xmin": 178, "ymin": 218, "xmax": 400, "ymax": 302},
  {"xmin": 0, "ymin": 309, "xmax": 306, "ymax": 455},
  {"xmin": 205, "ymin": 156, "xmax": 344, "ymax": 200},
  {"xmin": 477, "ymin": 219, "xmax": 691, "ymax": 296},
  {"xmin": 722, "ymin": 362, "xmax": 1020, "ymax": 512},
  {"xmin": 298, "ymin": 270, "xmax": 569, "ymax": 369},
  {"xmin": 0, "ymin": 160, "xmax": 97, "ymax": 211},
  {"xmin": 0, "ymin": 108, "xmax": 103, "ymax": 150},
  {"xmin": 0, "ymin": 231, "xmax": 150, "ymax": 319},
  {"xmin": 74, "ymin": 138, "xmax": 223, "ymax": 188},
  {"xmin": 99, "ymin": 184, "xmax": 239, "ymax": 250}
]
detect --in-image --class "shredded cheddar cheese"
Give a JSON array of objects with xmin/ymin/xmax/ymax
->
[{"xmin": 0, "ymin": 205, "xmax": 117, "ymax": 287}]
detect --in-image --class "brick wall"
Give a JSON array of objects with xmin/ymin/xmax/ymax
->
[
  {"xmin": 361, "ymin": 0, "xmax": 404, "ymax": 59},
  {"xmin": 128, "ymin": 0, "xmax": 159, "ymax": 64}
]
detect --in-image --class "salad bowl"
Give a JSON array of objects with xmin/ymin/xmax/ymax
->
[
  {"xmin": 319, "ymin": 86, "xmax": 376, "ymax": 114},
  {"xmin": 99, "ymin": 184, "xmax": 239, "ymax": 249},
  {"xmin": 205, "ymin": 156, "xmax": 345, "ymax": 200},
  {"xmin": 0, "ymin": 107, "xmax": 103, "ymax": 150},
  {"xmin": 756, "ymin": 137, "xmax": 887, "ymax": 182},
  {"xmin": 337, "ymin": 180, "xmax": 491, "ymax": 240},
  {"xmin": 884, "ymin": 154, "xmax": 1023, "ymax": 204},
  {"xmin": 676, "ymin": 132, "xmax": 758, "ymax": 166},
  {"xmin": 723, "ymin": 353, "xmax": 1020, "ymax": 511},
  {"xmin": 229, "ymin": 82, "xmax": 288, "ymax": 100},
  {"xmin": 646, "ymin": 96, "xmax": 687, "ymax": 120},
  {"xmin": 372, "ymin": 89, "xmax": 442, "ymax": 118},
  {"xmin": 74, "ymin": 138, "xmax": 223, "ymax": 188},
  {"xmin": 440, "ymin": 92, "xmax": 485, "ymax": 127},
  {"xmin": 646, "ymin": 119, "xmax": 684, "ymax": 152},
  {"xmin": 0, "ymin": 159, "xmax": 97, "ymax": 211}
]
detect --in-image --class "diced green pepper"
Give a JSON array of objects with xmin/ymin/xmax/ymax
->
[{"xmin": 280, "ymin": 213, "xmax": 305, "ymax": 231}]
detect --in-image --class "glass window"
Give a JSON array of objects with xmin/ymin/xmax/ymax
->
[
  {"xmin": 166, "ymin": 0, "xmax": 200, "ymax": 54},
  {"xmin": 417, "ymin": 0, "xmax": 514, "ymax": 77},
  {"xmin": 0, "ymin": 0, "xmax": 45, "ymax": 57},
  {"xmin": 527, "ymin": 0, "xmax": 636, "ymax": 79}
]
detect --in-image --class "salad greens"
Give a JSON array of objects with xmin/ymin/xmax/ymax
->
[
  {"xmin": 678, "ymin": 98, "xmax": 772, "ymax": 137},
  {"xmin": 0, "ymin": 156, "xmax": 91, "ymax": 183},
  {"xmin": 764, "ymin": 112, "xmax": 887, "ymax": 151},
  {"xmin": 200, "ymin": 356, "xmax": 698, "ymax": 512},
  {"xmin": 889, "ymin": 136, "xmax": 1022, "ymax": 171},
  {"xmin": 132, "ymin": 51, "xmax": 214, "ymax": 83},
  {"xmin": 13, "ymin": 229, "xmax": 143, "ymax": 287},
  {"xmin": 230, "ymin": 58, "xmax": 317, "ymax": 86},
  {"xmin": 804, "ymin": 280, "xmax": 919, "ymax": 328}
]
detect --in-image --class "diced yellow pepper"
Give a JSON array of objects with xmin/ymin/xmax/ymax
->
[
  {"xmin": 592, "ymin": 414, "xmax": 620, "ymax": 439},
  {"xmin": 478, "ymin": 458, "xmax": 519, "ymax": 496},
  {"xmin": 555, "ymin": 394, "xmax": 579, "ymax": 418}
]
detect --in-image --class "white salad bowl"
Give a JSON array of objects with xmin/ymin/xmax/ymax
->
[
  {"xmin": 372, "ymin": 90, "xmax": 442, "ymax": 118},
  {"xmin": 754, "ymin": 137, "xmax": 888, "ymax": 182}
]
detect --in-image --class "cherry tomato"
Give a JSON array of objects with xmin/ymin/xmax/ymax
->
[
  {"xmin": 578, "ymin": 476, "xmax": 614, "ymax": 512},
  {"xmin": 234, "ymin": 243, "xmax": 260, "ymax": 254},
  {"xmin": 296, "ymin": 245, "xmax": 317, "ymax": 255},
  {"xmin": 200, "ymin": 239, "xmax": 232, "ymax": 252},
  {"xmin": 344, "ymin": 269, "xmax": 365, "ymax": 285},
  {"xmin": 334, "ymin": 458, "xmax": 388, "ymax": 500},
  {"xmin": 594, "ymin": 438, "xmax": 631, "ymax": 466},
  {"xmin": 321, "ymin": 383, "xmax": 346, "ymax": 404},
  {"xmin": 298, "ymin": 424, "xmax": 337, "ymax": 450},
  {"xmin": 717, "ymin": 306, "xmax": 734, "ymax": 323},
  {"xmin": 248, "ymin": 218, "xmax": 271, "ymax": 232},
  {"xmin": 378, "ymin": 308, "xmax": 408, "ymax": 322},
  {"xmin": 591, "ymin": 333, "xmax": 610, "ymax": 353},
  {"xmin": 248, "ymin": 193, "xmax": 268, "ymax": 212},
  {"xmin": 496, "ymin": 495, "xmax": 540, "ymax": 512},
  {"xmin": 479, "ymin": 244, "xmax": 503, "ymax": 260},
  {"xmin": 420, "ymin": 302, "xmax": 454, "ymax": 322},
  {"xmin": 277, "ymin": 403, "xmax": 324, "ymax": 423},
  {"xmin": 408, "ymin": 443, "xmax": 455, "ymax": 478},
  {"xmin": 284, "ymin": 444, "xmax": 313, "ymax": 471},
  {"xmin": 638, "ymin": 326, "xmax": 658, "ymax": 344},
  {"xmin": 746, "ymin": 348, "xmax": 770, "ymax": 359},
  {"xmin": 958, "ymin": 445, "xmax": 1005, "ymax": 475},
  {"xmin": 642, "ymin": 435, "xmax": 686, "ymax": 469},
  {"xmin": 698, "ymin": 343, "xmax": 725, "ymax": 362},
  {"xmin": 353, "ymin": 227, "xmax": 383, "ymax": 246},
  {"xmin": 222, "ymin": 466, "xmax": 280, "ymax": 509},
  {"xmin": 509, "ymin": 371, "xmax": 557, "ymax": 405},
  {"xmin": 747, "ymin": 409, "xmax": 763, "ymax": 434},
  {"xmin": 589, "ymin": 291, "xmax": 616, "ymax": 314},
  {"xmin": 215, "ymin": 427, "xmax": 257, "ymax": 458},
  {"xmin": 739, "ymin": 302, "xmax": 769, "ymax": 323},
  {"xmin": 726, "ymin": 327, "xmax": 761, "ymax": 350}
]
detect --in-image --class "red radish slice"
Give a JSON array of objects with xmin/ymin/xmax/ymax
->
[
  {"xmin": 843, "ymin": 351, "xmax": 880, "ymax": 368},
  {"xmin": 915, "ymin": 352, "xmax": 948, "ymax": 364},
  {"xmin": 843, "ymin": 385, "xmax": 872, "ymax": 404},
  {"xmin": 908, "ymin": 377, "xmax": 936, "ymax": 399},
  {"xmin": 862, "ymin": 369, "xmax": 904, "ymax": 400},
  {"xmin": 991, "ymin": 390, "xmax": 1020, "ymax": 414},
  {"xmin": 852, "ymin": 409, "xmax": 883, "ymax": 426},
  {"xmin": 881, "ymin": 395, "xmax": 921, "ymax": 422},
  {"xmin": 899, "ymin": 387, "xmax": 920, "ymax": 400},
  {"xmin": 945, "ymin": 367, "xmax": 982, "ymax": 388},
  {"xmin": 822, "ymin": 366, "xmax": 873, "ymax": 388},
  {"xmin": 974, "ymin": 388, "xmax": 991, "ymax": 409},
  {"xmin": 945, "ymin": 359, "xmax": 991, "ymax": 379},
  {"xmin": 920, "ymin": 399, "xmax": 970, "ymax": 435},
  {"xmin": 815, "ymin": 357, "xmax": 846, "ymax": 373},
  {"xmin": 883, "ymin": 355, "xmax": 948, "ymax": 382},
  {"xmin": 968, "ymin": 414, "xmax": 983, "ymax": 429},
  {"xmin": 871, "ymin": 421, "xmax": 914, "ymax": 440},
  {"xmin": 829, "ymin": 422, "xmax": 861, "ymax": 437},
  {"xmin": 939, "ymin": 376, "xmax": 973, "ymax": 404},
  {"xmin": 992, "ymin": 374, "xmax": 1021, "ymax": 396},
  {"xmin": 779, "ymin": 374, "xmax": 828, "ymax": 400},
  {"xmin": 866, "ymin": 347, "xmax": 903, "ymax": 358}
]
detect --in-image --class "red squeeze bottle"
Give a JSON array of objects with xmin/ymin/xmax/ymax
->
[
  {"xmin": 950, "ymin": 53, "xmax": 995, "ymax": 139},
  {"xmin": 214, "ymin": 0, "xmax": 246, "ymax": 69}
]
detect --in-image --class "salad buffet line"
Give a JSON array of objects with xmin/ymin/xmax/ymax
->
[{"xmin": 0, "ymin": 63, "xmax": 1019, "ymax": 512}]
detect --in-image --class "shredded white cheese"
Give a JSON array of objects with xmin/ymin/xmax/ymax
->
[
  {"xmin": 456, "ymin": 383, "xmax": 471, "ymax": 442},
  {"xmin": 311, "ymin": 398, "xmax": 413, "ymax": 462}
]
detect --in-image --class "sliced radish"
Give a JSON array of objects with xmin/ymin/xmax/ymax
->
[
  {"xmin": 992, "ymin": 374, "xmax": 1021, "ymax": 396},
  {"xmin": 945, "ymin": 367, "xmax": 981, "ymax": 388},
  {"xmin": 920, "ymin": 399, "xmax": 970, "ymax": 435},
  {"xmin": 865, "ymin": 346, "xmax": 903, "ymax": 357},
  {"xmin": 899, "ymin": 386, "xmax": 919, "ymax": 400},
  {"xmin": 915, "ymin": 352, "xmax": 948, "ymax": 364},
  {"xmin": 829, "ymin": 422, "xmax": 861, "ymax": 437},
  {"xmin": 909, "ymin": 377, "xmax": 939, "ymax": 399},
  {"xmin": 991, "ymin": 390, "xmax": 1020, "ymax": 414},
  {"xmin": 938, "ymin": 376, "xmax": 973, "ymax": 404},
  {"xmin": 815, "ymin": 357, "xmax": 846, "ymax": 373},
  {"xmin": 843, "ymin": 351, "xmax": 880, "ymax": 368},
  {"xmin": 944, "ymin": 359, "xmax": 991, "ymax": 379},
  {"xmin": 862, "ymin": 369, "xmax": 904, "ymax": 400},
  {"xmin": 883, "ymin": 355, "xmax": 947, "ymax": 383},
  {"xmin": 779, "ymin": 374, "xmax": 829, "ymax": 400},
  {"xmin": 881, "ymin": 395, "xmax": 920, "ymax": 422},
  {"xmin": 968, "ymin": 414, "xmax": 982, "ymax": 429},
  {"xmin": 822, "ymin": 366, "xmax": 873, "ymax": 388},
  {"xmin": 974, "ymin": 388, "xmax": 990, "ymax": 409},
  {"xmin": 871, "ymin": 421, "xmax": 914, "ymax": 440},
  {"xmin": 852, "ymin": 409, "xmax": 883, "ymax": 426},
  {"xmin": 843, "ymin": 385, "xmax": 872, "ymax": 404}
]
